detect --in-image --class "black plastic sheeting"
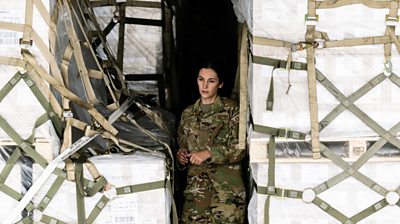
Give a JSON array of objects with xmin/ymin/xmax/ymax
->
[{"xmin": 52, "ymin": 1, "xmax": 176, "ymax": 155}]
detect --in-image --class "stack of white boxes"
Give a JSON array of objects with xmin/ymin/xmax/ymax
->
[
  {"xmin": 32, "ymin": 153, "xmax": 171, "ymax": 224},
  {"xmin": 232, "ymin": 0, "xmax": 400, "ymax": 223},
  {"xmin": 0, "ymin": 0, "xmax": 172, "ymax": 223}
]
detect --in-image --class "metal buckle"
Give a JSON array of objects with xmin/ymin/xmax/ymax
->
[
  {"xmin": 305, "ymin": 14, "xmax": 319, "ymax": 26},
  {"xmin": 386, "ymin": 15, "xmax": 399, "ymax": 26},
  {"xmin": 315, "ymin": 39, "xmax": 325, "ymax": 49}
]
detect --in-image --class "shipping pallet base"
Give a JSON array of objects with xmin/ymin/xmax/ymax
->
[{"xmin": 249, "ymin": 137, "xmax": 400, "ymax": 163}]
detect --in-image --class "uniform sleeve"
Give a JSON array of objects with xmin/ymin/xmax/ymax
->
[
  {"xmin": 177, "ymin": 109, "xmax": 189, "ymax": 149},
  {"xmin": 207, "ymin": 106, "xmax": 245, "ymax": 165}
]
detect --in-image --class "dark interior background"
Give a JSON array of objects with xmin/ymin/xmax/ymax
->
[
  {"xmin": 174, "ymin": 0, "xmax": 239, "ymax": 116},
  {"xmin": 171, "ymin": 0, "xmax": 240, "ymax": 215}
]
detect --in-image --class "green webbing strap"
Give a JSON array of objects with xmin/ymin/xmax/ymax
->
[
  {"xmin": 320, "ymin": 144, "xmax": 388, "ymax": 196},
  {"xmin": 86, "ymin": 195, "xmax": 109, "ymax": 224},
  {"xmin": 352, "ymin": 122, "xmax": 400, "ymax": 169},
  {"xmin": 264, "ymin": 196, "xmax": 270, "ymax": 224},
  {"xmin": 41, "ymin": 214, "xmax": 67, "ymax": 224},
  {"xmin": 312, "ymin": 197, "xmax": 349, "ymax": 223},
  {"xmin": 86, "ymin": 179, "xmax": 168, "ymax": 223},
  {"xmin": 26, "ymin": 113, "xmax": 49, "ymax": 144},
  {"xmin": 15, "ymin": 216, "xmax": 32, "ymax": 224},
  {"xmin": 253, "ymin": 124, "xmax": 306, "ymax": 140},
  {"xmin": 256, "ymin": 185, "xmax": 303, "ymax": 199},
  {"xmin": 116, "ymin": 180, "xmax": 166, "ymax": 195},
  {"xmin": 350, "ymin": 199, "xmax": 388, "ymax": 223},
  {"xmin": 0, "ymin": 72, "xmax": 22, "ymax": 102},
  {"xmin": 0, "ymin": 147, "xmax": 21, "ymax": 184},
  {"xmin": 266, "ymin": 71, "xmax": 274, "ymax": 111},
  {"xmin": 36, "ymin": 174, "xmax": 65, "ymax": 211},
  {"xmin": 0, "ymin": 115, "xmax": 48, "ymax": 167},
  {"xmin": 35, "ymin": 168, "xmax": 71, "ymax": 220},
  {"xmin": 22, "ymin": 73, "xmax": 62, "ymax": 136},
  {"xmin": 75, "ymin": 162, "xmax": 87, "ymax": 224},
  {"xmin": 389, "ymin": 73, "xmax": 400, "ymax": 87},
  {"xmin": 252, "ymin": 56, "xmax": 307, "ymax": 71},
  {"xmin": 253, "ymin": 56, "xmax": 307, "ymax": 112},
  {"xmin": 252, "ymin": 123, "xmax": 306, "ymax": 223},
  {"xmin": 0, "ymin": 146, "xmax": 35, "ymax": 213},
  {"xmin": 314, "ymin": 123, "xmax": 400, "ymax": 196},
  {"xmin": 83, "ymin": 175, "xmax": 107, "ymax": 197},
  {"xmin": 0, "ymin": 147, "xmax": 32, "ymax": 207},
  {"xmin": 316, "ymin": 70, "xmax": 400, "ymax": 149},
  {"xmin": 165, "ymin": 179, "xmax": 178, "ymax": 224},
  {"xmin": 317, "ymin": 72, "xmax": 386, "ymax": 131},
  {"xmin": 267, "ymin": 136, "xmax": 276, "ymax": 192},
  {"xmin": 264, "ymin": 135, "xmax": 275, "ymax": 224}
]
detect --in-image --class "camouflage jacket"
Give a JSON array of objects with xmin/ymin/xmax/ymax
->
[{"xmin": 178, "ymin": 96, "xmax": 245, "ymax": 165}]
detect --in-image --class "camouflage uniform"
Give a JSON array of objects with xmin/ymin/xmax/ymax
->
[{"xmin": 178, "ymin": 96, "xmax": 246, "ymax": 224}]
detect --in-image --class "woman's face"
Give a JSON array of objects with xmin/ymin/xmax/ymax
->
[{"xmin": 197, "ymin": 68, "xmax": 223, "ymax": 104}]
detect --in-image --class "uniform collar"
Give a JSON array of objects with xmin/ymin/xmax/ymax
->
[{"xmin": 192, "ymin": 95, "xmax": 224, "ymax": 115}]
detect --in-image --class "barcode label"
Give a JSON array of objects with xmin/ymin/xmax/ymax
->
[
  {"xmin": 0, "ymin": 37, "xmax": 19, "ymax": 45},
  {"xmin": 114, "ymin": 216, "xmax": 135, "ymax": 223},
  {"xmin": 0, "ymin": 10, "xmax": 22, "ymax": 46}
]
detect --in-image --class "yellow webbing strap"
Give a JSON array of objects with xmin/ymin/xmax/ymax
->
[
  {"xmin": 82, "ymin": 0, "xmax": 128, "ymax": 95},
  {"xmin": 59, "ymin": 1, "xmax": 97, "ymax": 102},
  {"xmin": 253, "ymin": 36, "xmax": 293, "ymax": 48},
  {"xmin": 384, "ymin": 0, "xmax": 400, "ymax": 58},
  {"xmin": 68, "ymin": 1, "xmax": 120, "ymax": 105},
  {"xmin": 22, "ymin": 0, "xmax": 33, "ymax": 45},
  {"xmin": 23, "ymin": 52, "xmax": 118, "ymax": 135},
  {"xmin": 60, "ymin": 43, "xmax": 74, "ymax": 87},
  {"xmin": 30, "ymin": 29, "xmax": 65, "ymax": 85},
  {"xmin": 238, "ymin": 23, "xmax": 249, "ymax": 150},
  {"xmin": 306, "ymin": 0, "xmax": 321, "ymax": 159},
  {"xmin": 316, "ymin": 0, "xmax": 390, "ymax": 9},
  {"xmin": 32, "ymin": 0, "xmax": 58, "ymax": 58}
]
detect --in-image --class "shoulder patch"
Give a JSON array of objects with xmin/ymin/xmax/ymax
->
[{"xmin": 222, "ymin": 98, "xmax": 238, "ymax": 107}]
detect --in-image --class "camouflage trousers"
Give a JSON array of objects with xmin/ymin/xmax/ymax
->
[{"xmin": 180, "ymin": 165, "xmax": 246, "ymax": 224}]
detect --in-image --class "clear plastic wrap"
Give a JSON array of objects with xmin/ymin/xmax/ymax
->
[{"xmin": 93, "ymin": 4, "xmax": 163, "ymax": 75}]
